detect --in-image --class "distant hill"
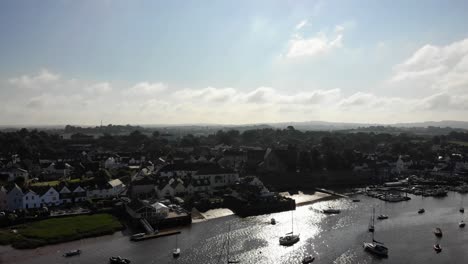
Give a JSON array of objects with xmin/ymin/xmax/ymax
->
[
  {"xmin": 392, "ymin": 120, "xmax": 468, "ymax": 130},
  {"xmin": 264, "ymin": 120, "xmax": 468, "ymax": 131}
]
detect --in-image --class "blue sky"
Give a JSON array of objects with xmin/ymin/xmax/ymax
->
[{"xmin": 1, "ymin": 0, "xmax": 468, "ymax": 125}]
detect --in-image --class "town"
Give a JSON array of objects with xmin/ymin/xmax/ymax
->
[{"xmin": 1, "ymin": 125, "xmax": 468, "ymax": 249}]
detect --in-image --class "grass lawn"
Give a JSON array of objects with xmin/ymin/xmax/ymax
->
[
  {"xmin": 449, "ymin": 140, "xmax": 468, "ymax": 146},
  {"xmin": 0, "ymin": 214, "xmax": 122, "ymax": 249},
  {"xmin": 30, "ymin": 180, "xmax": 60, "ymax": 187}
]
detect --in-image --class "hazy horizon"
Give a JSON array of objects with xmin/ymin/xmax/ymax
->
[{"xmin": 1, "ymin": 0, "xmax": 468, "ymax": 125}]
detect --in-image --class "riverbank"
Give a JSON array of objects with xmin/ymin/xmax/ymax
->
[
  {"xmin": 281, "ymin": 191, "xmax": 333, "ymax": 206},
  {"xmin": 0, "ymin": 213, "xmax": 122, "ymax": 249},
  {"xmin": 191, "ymin": 191, "xmax": 334, "ymax": 222}
]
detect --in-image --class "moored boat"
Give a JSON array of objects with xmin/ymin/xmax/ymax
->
[
  {"xmin": 322, "ymin": 208, "xmax": 341, "ymax": 214},
  {"xmin": 377, "ymin": 214, "xmax": 388, "ymax": 220},
  {"xmin": 173, "ymin": 248, "xmax": 181, "ymax": 258},
  {"xmin": 364, "ymin": 241, "xmax": 388, "ymax": 257},
  {"xmin": 434, "ymin": 244, "xmax": 442, "ymax": 253},
  {"xmin": 418, "ymin": 208, "xmax": 425, "ymax": 214},
  {"xmin": 434, "ymin": 228, "xmax": 443, "ymax": 237},
  {"xmin": 279, "ymin": 232, "xmax": 300, "ymax": 246},
  {"xmin": 301, "ymin": 255, "xmax": 315, "ymax": 263},
  {"xmin": 279, "ymin": 210, "xmax": 300, "ymax": 246},
  {"xmin": 368, "ymin": 208, "xmax": 375, "ymax": 232},
  {"xmin": 460, "ymin": 221, "xmax": 466, "ymax": 228},
  {"xmin": 63, "ymin": 249, "xmax": 81, "ymax": 257},
  {"xmin": 109, "ymin": 256, "xmax": 131, "ymax": 264},
  {"xmin": 364, "ymin": 211, "xmax": 388, "ymax": 258},
  {"xmin": 173, "ymin": 234, "xmax": 180, "ymax": 258}
]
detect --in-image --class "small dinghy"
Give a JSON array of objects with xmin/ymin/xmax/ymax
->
[
  {"xmin": 302, "ymin": 255, "xmax": 315, "ymax": 263},
  {"xmin": 63, "ymin": 249, "xmax": 81, "ymax": 257},
  {"xmin": 434, "ymin": 244, "xmax": 442, "ymax": 253}
]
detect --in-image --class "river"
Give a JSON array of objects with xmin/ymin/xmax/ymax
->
[{"xmin": 1, "ymin": 191, "xmax": 467, "ymax": 264}]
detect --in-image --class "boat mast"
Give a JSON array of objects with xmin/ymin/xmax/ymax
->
[
  {"xmin": 291, "ymin": 210, "xmax": 294, "ymax": 234},
  {"xmin": 227, "ymin": 224, "xmax": 230, "ymax": 264}
]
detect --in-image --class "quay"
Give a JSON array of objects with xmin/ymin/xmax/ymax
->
[{"xmin": 130, "ymin": 230, "xmax": 181, "ymax": 242}]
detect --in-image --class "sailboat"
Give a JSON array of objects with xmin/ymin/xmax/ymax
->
[
  {"xmin": 418, "ymin": 188, "xmax": 425, "ymax": 214},
  {"xmin": 172, "ymin": 234, "xmax": 180, "ymax": 258},
  {"xmin": 377, "ymin": 203, "xmax": 388, "ymax": 220},
  {"xmin": 368, "ymin": 207, "xmax": 375, "ymax": 232},
  {"xmin": 460, "ymin": 196, "xmax": 464, "ymax": 213},
  {"xmin": 279, "ymin": 210, "xmax": 300, "ymax": 246},
  {"xmin": 363, "ymin": 217, "xmax": 388, "ymax": 257}
]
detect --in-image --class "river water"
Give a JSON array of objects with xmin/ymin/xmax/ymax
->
[{"xmin": 2, "ymin": 191, "xmax": 468, "ymax": 264}]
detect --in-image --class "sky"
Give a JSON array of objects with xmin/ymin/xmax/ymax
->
[{"xmin": 1, "ymin": 0, "xmax": 468, "ymax": 126}]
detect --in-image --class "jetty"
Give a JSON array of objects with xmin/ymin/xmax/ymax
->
[
  {"xmin": 315, "ymin": 188, "xmax": 349, "ymax": 199},
  {"xmin": 130, "ymin": 230, "xmax": 181, "ymax": 242}
]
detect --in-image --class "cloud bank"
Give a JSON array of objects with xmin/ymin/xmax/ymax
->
[{"xmin": 2, "ymin": 37, "xmax": 468, "ymax": 125}]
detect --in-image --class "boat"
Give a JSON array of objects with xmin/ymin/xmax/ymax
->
[
  {"xmin": 434, "ymin": 228, "xmax": 443, "ymax": 237},
  {"xmin": 368, "ymin": 208, "xmax": 375, "ymax": 232},
  {"xmin": 460, "ymin": 197, "xmax": 464, "ymax": 213},
  {"xmin": 130, "ymin": 232, "xmax": 145, "ymax": 241},
  {"xmin": 434, "ymin": 244, "xmax": 442, "ymax": 253},
  {"xmin": 301, "ymin": 255, "xmax": 315, "ymax": 263},
  {"xmin": 364, "ymin": 206, "xmax": 388, "ymax": 257},
  {"xmin": 377, "ymin": 214, "xmax": 388, "ymax": 220},
  {"xmin": 364, "ymin": 241, "xmax": 389, "ymax": 257},
  {"xmin": 418, "ymin": 208, "xmax": 425, "ymax": 214},
  {"xmin": 109, "ymin": 256, "xmax": 131, "ymax": 264},
  {"xmin": 63, "ymin": 249, "xmax": 81, "ymax": 257},
  {"xmin": 271, "ymin": 218, "xmax": 276, "ymax": 225},
  {"xmin": 322, "ymin": 208, "xmax": 341, "ymax": 214},
  {"xmin": 279, "ymin": 210, "xmax": 300, "ymax": 246},
  {"xmin": 173, "ymin": 234, "xmax": 180, "ymax": 258},
  {"xmin": 459, "ymin": 221, "xmax": 466, "ymax": 228}
]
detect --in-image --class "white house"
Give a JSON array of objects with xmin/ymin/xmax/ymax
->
[
  {"xmin": 126, "ymin": 199, "xmax": 169, "ymax": 225},
  {"xmin": 0, "ymin": 168, "xmax": 29, "ymax": 182},
  {"xmin": 87, "ymin": 179, "xmax": 125, "ymax": 199},
  {"xmin": 23, "ymin": 190, "xmax": 41, "ymax": 209},
  {"xmin": 0, "ymin": 186, "xmax": 8, "ymax": 210},
  {"xmin": 59, "ymin": 186, "xmax": 73, "ymax": 204},
  {"xmin": 157, "ymin": 164, "xmax": 198, "ymax": 178},
  {"xmin": 72, "ymin": 186, "xmax": 87, "ymax": 202},
  {"xmin": 6, "ymin": 184, "xmax": 24, "ymax": 210},
  {"xmin": 39, "ymin": 187, "xmax": 61, "ymax": 207},
  {"xmin": 108, "ymin": 179, "xmax": 125, "ymax": 196},
  {"xmin": 193, "ymin": 168, "xmax": 239, "ymax": 189},
  {"xmin": 42, "ymin": 162, "xmax": 73, "ymax": 180},
  {"xmin": 155, "ymin": 178, "xmax": 187, "ymax": 198}
]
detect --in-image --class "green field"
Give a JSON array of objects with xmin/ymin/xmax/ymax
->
[
  {"xmin": 0, "ymin": 214, "xmax": 122, "ymax": 249},
  {"xmin": 449, "ymin": 140, "xmax": 468, "ymax": 146}
]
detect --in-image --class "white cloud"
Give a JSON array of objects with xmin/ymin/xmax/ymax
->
[
  {"xmin": 390, "ymin": 38, "xmax": 468, "ymax": 92},
  {"xmin": 124, "ymin": 82, "xmax": 167, "ymax": 96},
  {"xmin": 9, "ymin": 69, "xmax": 60, "ymax": 88},
  {"xmin": 295, "ymin": 20, "xmax": 308, "ymax": 30},
  {"xmin": 173, "ymin": 87, "xmax": 237, "ymax": 103},
  {"xmin": 85, "ymin": 82, "xmax": 112, "ymax": 95},
  {"xmin": 285, "ymin": 23, "xmax": 344, "ymax": 59}
]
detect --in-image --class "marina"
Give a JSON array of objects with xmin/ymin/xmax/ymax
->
[{"xmin": 3, "ymin": 191, "xmax": 468, "ymax": 264}]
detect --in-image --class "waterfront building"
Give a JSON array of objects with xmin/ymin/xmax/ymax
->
[
  {"xmin": 6, "ymin": 183, "xmax": 24, "ymax": 210},
  {"xmin": 22, "ymin": 189, "xmax": 41, "ymax": 209},
  {"xmin": 0, "ymin": 186, "xmax": 8, "ymax": 210}
]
